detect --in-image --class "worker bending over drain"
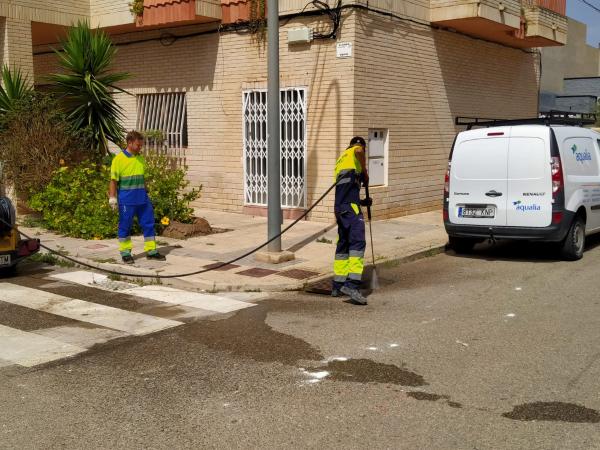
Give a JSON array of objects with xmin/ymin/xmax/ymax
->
[{"xmin": 332, "ymin": 136, "xmax": 372, "ymax": 305}]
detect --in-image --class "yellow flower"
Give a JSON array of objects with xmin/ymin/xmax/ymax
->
[
  {"xmin": 161, "ymin": 217, "xmax": 170, "ymax": 226},
  {"xmin": 59, "ymin": 158, "xmax": 65, "ymax": 166}
]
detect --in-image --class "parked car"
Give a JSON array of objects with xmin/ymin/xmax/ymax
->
[
  {"xmin": 444, "ymin": 117, "xmax": 600, "ymax": 260},
  {"xmin": 0, "ymin": 197, "xmax": 40, "ymax": 275}
]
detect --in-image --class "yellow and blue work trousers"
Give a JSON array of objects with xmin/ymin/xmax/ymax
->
[
  {"xmin": 333, "ymin": 202, "xmax": 366, "ymax": 291},
  {"xmin": 118, "ymin": 202, "xmax": 157, "ymax": 256}
]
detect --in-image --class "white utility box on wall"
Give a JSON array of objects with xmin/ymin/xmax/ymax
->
[
  {"xmin": 288, "ymin": 28, "xmax": 313, "ymax": 44},
  {"xmin": 368, "ymin": 129, "xmax": 388, "ymax": 186}
]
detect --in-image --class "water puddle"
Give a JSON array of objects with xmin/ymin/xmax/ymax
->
[
  {"xmin": 181, "ymin": 302, "xmax": 323, "ymax": 365},
  {"xmin": 407, "ymin": 391, "xmax": 462, "ymax": 408},
  {"xmin": 502, "ymin": 402, "xmax": 600, "ymax": 423},
  {"xmin": 309, "ymin": 358, "xmax": 427, "ymax": 386}
]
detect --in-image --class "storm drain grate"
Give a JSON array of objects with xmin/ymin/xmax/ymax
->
[{"xmin": 236, "ymin": 268, "xmax": 279, "ymax": 278}]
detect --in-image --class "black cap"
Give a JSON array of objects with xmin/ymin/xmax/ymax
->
[{"xmin": 349, "ymin": 136, "xmax": 366, "ymax": 147}]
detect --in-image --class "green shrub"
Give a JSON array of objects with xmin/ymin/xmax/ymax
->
[
  {"xmin": 0, "ymin": 92, "xmax": 93, "ymax": 197},
  {"xmin": 29, "ymin": 162, "xmax": 118, "ymax": 239},
  {"xmin": 129, "ymin": 0, "xmax": 144, "ymax": 17},
  {"xmin": 0, "ymin": 65, "xmax": 33, "ymax": 118},
  {"xmin": 145, "ymin": 152, "xmax": 201, "ymax": 230},
  {"xmin": 29, "ymin": 155, "xmax": 201, "ymax": 239}
]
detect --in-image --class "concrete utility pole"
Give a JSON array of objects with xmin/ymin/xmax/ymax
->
[
  {"xmin": 257, "ymin": 0, "xmax": 293, "ymax": 263},
  {"xmin": 267, "ymin": 0, "xmax": 282, "ymax": 253}
]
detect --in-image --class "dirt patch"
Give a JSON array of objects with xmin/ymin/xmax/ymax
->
[
  {"xmin": 161, "ymin": 217, "xmax": 212, "ymax": 239},
  {"xmin": 161, "ymin": 217, "xmax": 231, "ymax": 240}
]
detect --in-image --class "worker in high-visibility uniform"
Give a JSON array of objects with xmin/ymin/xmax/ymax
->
[
  {"xmin": 108, "ymin": 130, "xmax": 166, "ymax": 264},
  {"xmin": 332, "ymin": 136, "xmax": 371, "ymax": 305}
]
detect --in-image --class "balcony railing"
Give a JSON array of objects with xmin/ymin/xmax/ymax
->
[{"xmin": 522, "ymin": 0, "xmax": 566, "ymax": 16}]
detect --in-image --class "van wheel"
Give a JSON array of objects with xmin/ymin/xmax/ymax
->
[
  {"xmin": 560, "ymin": 216, "xmax": 585, "ymax": 261},
  {"xmin": 448, "ymin": 236, "xmax": 477, "ymax": 254}
]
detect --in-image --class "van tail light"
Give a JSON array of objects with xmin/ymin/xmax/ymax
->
[
  {"xmin": 443, "ymin": 161, "xmax": 450, "ymax": 222},
  {"xmin": 552, "ymin": 212, "xmax": 563, "ymax": 224},
  {"xmin": 551, "ymin": 156, "xmax": 563, "ymax": 196}
]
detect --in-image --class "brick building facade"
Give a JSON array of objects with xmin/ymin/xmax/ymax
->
[{"xmin": 1, "ymin": 0, "xmax": 568, "ymax": 221}]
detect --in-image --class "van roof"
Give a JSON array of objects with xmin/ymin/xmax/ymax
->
[
  {"xmin": 457, "ymin": 124, "xmax": 600, "ymax": 139},
  {"xmin": 455, "ymin": 114, "xmax": 596, "ymax": 130}
]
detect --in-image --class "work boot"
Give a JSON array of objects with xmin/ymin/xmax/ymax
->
[
  {"xmin": 146, "ymin": 251, "xmax": 166, "ymax": 261},
  {"xmin": 340, "ymin": 286, "xmax": 368, "ymax": 305},
  {"xmin": 121, "ymin": 254, "xmax": 134, "ymax": 265},
  {"xmin": 331, "ymin": 288, "xmax": 344, "ymax": 298}
]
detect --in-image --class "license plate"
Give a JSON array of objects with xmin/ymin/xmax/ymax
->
[
  {"xmin": 0, "ymin": 254, "xmax": 11, "ymax": 267},
  {"xmin": 458, "ymin": 206, "xmax": 495, "ymax": 218}
]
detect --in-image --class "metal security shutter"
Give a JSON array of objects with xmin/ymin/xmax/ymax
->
[
  {"xmin": 136, "ymin": 93, "xmax": 188, "ymax": 155},
  {"xmin": 243, "ymin": 91, "xmax": 268, "ymax": 206},
  {"xmin": 243, "ymin": 87, "xmax": 307, "ymax": 208}
]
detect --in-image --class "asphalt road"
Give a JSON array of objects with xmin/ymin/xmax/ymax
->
[{"xmin": 2, "ymin": 239, "xmax": 600, "ymax": 449}]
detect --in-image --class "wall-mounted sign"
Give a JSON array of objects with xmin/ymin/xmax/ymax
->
[{"xmin": 336, "ymin": 42, "xmax": 353, "ymax": 58}]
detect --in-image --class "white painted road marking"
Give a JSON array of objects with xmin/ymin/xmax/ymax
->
[
  {"xmin": 0, "ymin": 358, "xmax": 14, "ymax": 368},
  {"xmin": 130, "ymin": 285, "xmax": 256, "ymax": 313},
  {"xmin": 0, "ymin": 283, "xmax": 182, "ymax": 336},
  {"xmin": 35, "ymin": 326, "xmax": 127, "ymax": 348},
  {"xmin": 51, "ymin": 271, "xmax": 257, "ymax": 314},
  {"xmin": 0, "ymin": 272, "xmax": 260, "ymax": 368},
  {"xmin": 0, "ymin": 324, "xmax": 86, "ymax": 367}
]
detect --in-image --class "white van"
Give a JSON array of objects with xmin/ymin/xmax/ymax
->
[{"xmin": 444, "ymin": 118, "xmax": 600, "ymax": 260}]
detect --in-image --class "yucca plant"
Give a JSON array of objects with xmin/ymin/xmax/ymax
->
[
  {"xmin": 49, "ymin": 21, "xmax": 130, "ymax": 154},
  {"xmin": 0, "ymin": 65, "xmax": 33, "ymax": 118}
]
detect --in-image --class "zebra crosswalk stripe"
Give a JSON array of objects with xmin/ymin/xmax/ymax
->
[
  {"xmin": 34, "ymin": 325, "xmax": 128, "ymax": 349},
  {"xmin": 0, "ymin": 324, "xmax": 86, "ymax": 367},
  {"xmin": 0, "ymin": 274, "xmax": 261, "ymax": 368},
  {"xmin": 0, "ymin": 283, "xmax": 182, "ymax": 336},
  {"xmin": 51, "ymin": 271, "xmax": 258, "ymax": 314}
]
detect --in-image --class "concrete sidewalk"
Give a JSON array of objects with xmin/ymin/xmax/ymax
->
[{"xmin": 19, "ymin": 209, "xmax": 448, "ymax": 293}]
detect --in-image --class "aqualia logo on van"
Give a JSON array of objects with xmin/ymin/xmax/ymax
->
[
  {"xmin": 572, "ymin": 144, "xmax": 592, "ymax": 163},
  {"xmin": 513, "ymin": 200, "xmax": 541, "ymax": 212}
]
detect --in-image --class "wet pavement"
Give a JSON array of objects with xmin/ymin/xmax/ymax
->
[{"xmin": 2, "ymin": 238, "xmax": 600, "ymax": 448}]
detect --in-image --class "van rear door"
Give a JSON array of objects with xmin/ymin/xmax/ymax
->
[
  {"xmin": 506, "ymin": 127, "xmax": 552, "ymax": 227},
  {"xmin": 449, "ymin": 128, "xmax": 509, "ymax": 226}
]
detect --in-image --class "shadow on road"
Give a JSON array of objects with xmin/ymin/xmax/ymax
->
[{"xmin": 446, "ymin": 233, "xmax": 600, "ymax": 264}]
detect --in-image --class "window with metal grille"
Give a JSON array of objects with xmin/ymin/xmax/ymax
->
[
  {"xmin": 136, "ymin": 93, "xmax": 188, "ymax": 153},
  {"xmin": 243, "ymin": 88, "xmax": 307, "ymax": 208}
]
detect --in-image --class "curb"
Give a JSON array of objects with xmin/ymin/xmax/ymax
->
[
  {"xmin": 33, "ymin": 242, "xmax": 448, "ymax": 294},
  {"xmin": 295, "ymin": 243, "xmax": 448, "ymax": 292}
]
